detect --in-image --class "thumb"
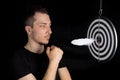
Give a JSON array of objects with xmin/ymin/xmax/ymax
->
[{"xmin": 46, "ymin": 47, "xmax": 50, "ymax": 55}]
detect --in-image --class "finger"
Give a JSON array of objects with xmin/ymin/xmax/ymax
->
[
  {"xmin": 50, "ymin": 45, "xmax": 56, "ymax": 50},
  {"xmin": 46, "ymin": 47, "xmax": 50, "ymax": 55}
]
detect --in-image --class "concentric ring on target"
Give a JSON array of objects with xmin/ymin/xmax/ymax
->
[{"xmin": 87, "ymin": 16, "xmax": 118, "ymax": 62}]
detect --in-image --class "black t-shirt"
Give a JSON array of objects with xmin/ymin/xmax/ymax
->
[{"xmin": 11, "ymin": 47, "xmax": 65, "ymax": 80}]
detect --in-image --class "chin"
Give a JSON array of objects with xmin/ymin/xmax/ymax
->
[
  {"xmin": 39, "ymin": 41, "xmax": 49, "ymax": 45},
  {"xmin": 44, "ymin": 43, "xmax": 49, "ymax": 45},
  {"xmin": 44, "ymin": 41, "xmax": 49, "ymax": 45},
  {"xmin": 40, "ymin": 39, "xmax": 49, "ymax": 45}
]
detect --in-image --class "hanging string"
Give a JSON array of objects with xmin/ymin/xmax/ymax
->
[
  {"xmin": 99, "ymin": 0, "xmax": 103, "ymax": 16},
  {"xmin": 98, "ymin": 0, "xmax": 103, "ymax": 62}
]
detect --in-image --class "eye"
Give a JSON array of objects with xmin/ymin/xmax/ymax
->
[
  {"xmin": 39, "ymin": 23, "xmax": 46, "ymax": 28},
  {"xmin": 40, "ymin": 24, "xmax": 45, "ymax": 27}
]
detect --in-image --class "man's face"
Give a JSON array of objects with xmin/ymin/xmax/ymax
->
[{"xmin": 30, "ymin": 12, "xmax": 52, "ymax": 45}]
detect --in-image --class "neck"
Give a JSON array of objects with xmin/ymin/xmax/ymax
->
[{"xmin": 24, "ymin": 42, "xmax": 45, "ymax": 54}]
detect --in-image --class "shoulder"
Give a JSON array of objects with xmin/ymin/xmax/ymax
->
[
  {"xmin": 13, "ymin": 48, "xmax": 24, "ymax": 57},
  {"xmin": 12, "ymin": 47, "xmax": 28, "ymax": 63}
]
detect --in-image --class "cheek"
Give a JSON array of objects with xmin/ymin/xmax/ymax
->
[
  {"xmin": 33, "ymin": 28, "xmax": 42, "ymax": 34},
  {"xmin": 32, "ymin": 27, "xmax": 46, "ymax": 38},
  {"xmin": 33, "ymin": 30, "xmax": 45, "ymax": 38},
  {"xmin": 37, "ymin": 30, "xmax": 45, "ymax": 36},
  {"xmin": 32, "ymin": 32, "xmax": 42, "ymax": 42}
]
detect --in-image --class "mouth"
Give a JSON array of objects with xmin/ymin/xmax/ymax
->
[{"xmin": 45, "ymin": 35, "xmax": 51, "ymax": 40}]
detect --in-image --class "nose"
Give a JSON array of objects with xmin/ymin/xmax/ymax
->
[
  {"xmin": 49, "ymin": 28, "xmax": 52, "ymax": 34},
  {"xmin": 48, "ymin": 27, "xmax": 52, "ymax": 34}
]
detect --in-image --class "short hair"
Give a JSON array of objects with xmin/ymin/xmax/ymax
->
[{"xmin": 25, "ymin": 7, "xmax": 49, "ymax": 27}]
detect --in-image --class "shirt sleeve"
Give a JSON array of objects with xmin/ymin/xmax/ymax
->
[{"xmin": 12, "ymin": 51, "xmax": 31, "ymax": 79}]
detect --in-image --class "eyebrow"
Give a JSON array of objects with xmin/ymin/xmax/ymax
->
[
  {"xmin": 37, "ymin": 22, "xmax": 52, "ymax": 25},
  {"xmin": 39, "ymin": 23, "xmax": 46, "ymax": 25}
]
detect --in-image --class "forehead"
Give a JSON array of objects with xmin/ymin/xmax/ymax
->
[{"xmin": 33, "ymin": 12, "xmax": 51, "ymax": 23}]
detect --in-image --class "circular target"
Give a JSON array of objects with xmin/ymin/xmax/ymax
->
[{"xmin": 87, "ymin": 16, "xmax": 118, "ymax": 62}]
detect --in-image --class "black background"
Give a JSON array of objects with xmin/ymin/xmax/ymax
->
[{"xmin": 5, "ymin": 0, "xmax": 120, "ymax": 80}]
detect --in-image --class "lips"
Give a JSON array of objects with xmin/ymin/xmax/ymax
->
[{"xmin": 45, "ymin": 35, "xmax": 51, "ymax": 40}]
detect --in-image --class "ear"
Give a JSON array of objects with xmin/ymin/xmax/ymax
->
[{"xmin": 25, "ymin": 26, "xmax": 32, "ymax": 35}]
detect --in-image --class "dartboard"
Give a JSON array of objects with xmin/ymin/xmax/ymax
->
[{"xmin": 87, "ymin": 16, "xmax": 118, "ymax": 62}]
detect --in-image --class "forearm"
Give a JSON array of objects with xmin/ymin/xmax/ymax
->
[
  {"xmin": 58, "ymin": 67, "xmax": 72, "ymax": 80},
  {"xmin": 42, "ymin": 61, "xmax": 59, "ymax": 80}
]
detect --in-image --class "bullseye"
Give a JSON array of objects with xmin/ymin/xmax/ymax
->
[{"xmin": 87, "ymin": 16, "xmax": 118, "ymax": 62}]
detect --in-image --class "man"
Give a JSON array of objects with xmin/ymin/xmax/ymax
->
[{"xmin": 12, "ymin": 7, "xmax": 72, "ymax": 80}]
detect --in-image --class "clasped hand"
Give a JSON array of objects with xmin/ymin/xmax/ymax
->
[{"xmin": 46, "ymin": 45, "xmax": 63, "ymax": 64}]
